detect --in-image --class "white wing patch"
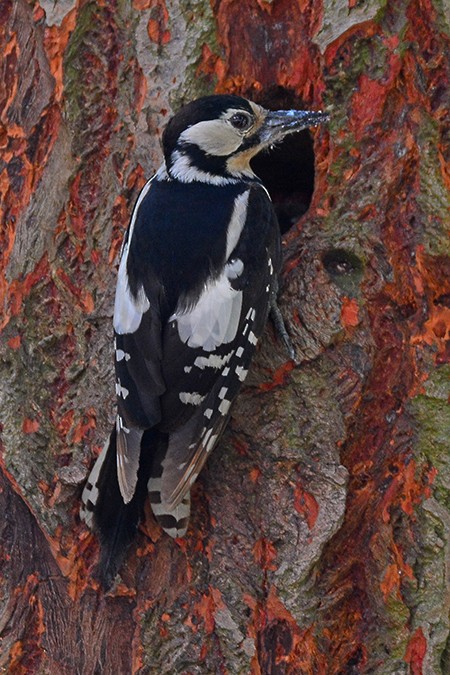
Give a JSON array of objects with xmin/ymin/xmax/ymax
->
[
  {"xmin": 113, "ymin": 251, "xmax": 150, "ymax": 335},
  {"xmin": 171, "ymin": 259, "xmax": 244, "ymax": 352},
  {"xmin": 113, "ymin": 177, "xmax": 154, "ymax": 335},
  {"xmin": 226, "ymin": 191, "xmax": 250, "ymax": 258}
]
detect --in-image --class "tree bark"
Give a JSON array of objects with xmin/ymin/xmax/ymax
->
[{"xmin": 1, "ymin": 0, "xmax": 449, "ymax": 673}]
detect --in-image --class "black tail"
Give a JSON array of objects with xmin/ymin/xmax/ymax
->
[{"xmin": 81, "ymin": 426, "xmax": 159, "ymax": 589}]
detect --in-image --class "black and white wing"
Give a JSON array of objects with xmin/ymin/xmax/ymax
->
[
  {"xmin": 82, "ymin": 179, "xmax": 280, "ymax": 563},
  {"xmin": 150, "ymin": 184, "xmax": 280, "ymax": 519}
]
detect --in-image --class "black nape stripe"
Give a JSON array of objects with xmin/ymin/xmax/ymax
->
[{"xmin": 180, "ymin": 143, "xmax": 228, "ymax": 177}]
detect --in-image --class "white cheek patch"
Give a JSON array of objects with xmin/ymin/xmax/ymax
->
[
  {"xmin": 180, "ymin": 119, "xmax": 242, "ymax": 156},
  {"xmin": 171, "ymin": 261, "xmax": 244, "ymax": 352}
]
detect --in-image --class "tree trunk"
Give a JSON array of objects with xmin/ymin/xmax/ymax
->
[{"xmin": 1, "ymin": 0, "xmax": 449, "ymax": 673}]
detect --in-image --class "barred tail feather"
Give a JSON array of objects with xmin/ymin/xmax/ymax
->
[
  {"xmin": 148, "ymin": 476, "xmax": 191, "ymax": 538},
  {"xmin": 80, "ymin": 426, "xmax": 156, "ymax": 589}
]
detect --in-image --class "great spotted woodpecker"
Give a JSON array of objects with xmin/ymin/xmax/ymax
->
[{"xmin": 80, "ymin": 94, "xmax": 328, "ymax": 586}]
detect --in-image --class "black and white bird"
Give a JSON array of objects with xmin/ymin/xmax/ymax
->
[{"xmin": 80, "ymin": 94, "xmax": 328, "ymax": 586}]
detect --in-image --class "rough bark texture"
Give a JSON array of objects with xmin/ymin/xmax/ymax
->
[{"xmin": 1, "ymin": 0, "xmax": 449, "ymax": 673}]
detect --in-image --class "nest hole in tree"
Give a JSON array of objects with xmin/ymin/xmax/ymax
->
[{"xmin": 250, "ymin": 86, "xmax": 317, "ymax": 234}]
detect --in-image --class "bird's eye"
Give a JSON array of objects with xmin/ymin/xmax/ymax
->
[{"xmin": 229, "ymin": 112, "xmax": 253, "ymax": 131}]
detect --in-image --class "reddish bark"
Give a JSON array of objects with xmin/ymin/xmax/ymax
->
[{"xmin": 1, "ymin": 0, "xmax": 449, "ymax": 672}]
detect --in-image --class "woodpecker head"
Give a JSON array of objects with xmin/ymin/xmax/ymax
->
[{"xmin": 162, "ymin": 94, "xmax": 329, "ymax": 184}]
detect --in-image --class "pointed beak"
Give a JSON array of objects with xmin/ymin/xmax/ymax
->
[{"xmin": 260, "ymin": 108, "xmax": 330, "ymax": 144}]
